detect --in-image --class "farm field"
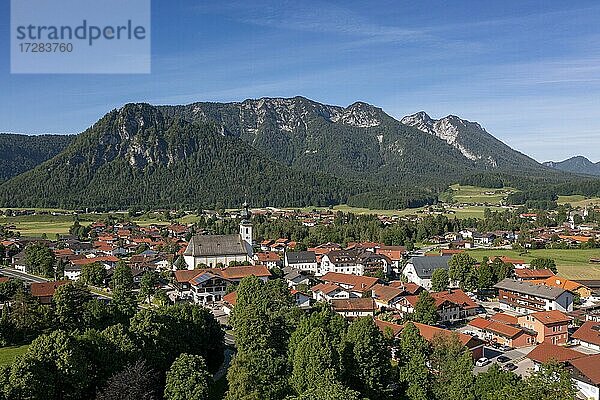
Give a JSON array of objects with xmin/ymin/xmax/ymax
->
[
  {"xmin": 0, "ymin": 345, "xmax": 29, "ymax": 366},
  {"xmin": 557, "ymin": 195, "xmax": 600, "ymax": 207},
  {"xmin": 440, "ymin": 184, "xmax": 518, "ymax": 205},
  {"xmin": 466, "ymin": 248, "xmax": 600, "ymax": 280}
]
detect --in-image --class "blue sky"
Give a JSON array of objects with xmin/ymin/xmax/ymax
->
[{"xmin": 1, "ymin": 0, "xmax": 599, "ymax": 162}]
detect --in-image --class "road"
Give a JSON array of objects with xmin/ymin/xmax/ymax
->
[
  {"xmin": 0, "ymin": 267, "xmax": 49, "ymax": 283},
  {"xmin": 0, "ymin": 267, "xmax": 112, "ymax": 299}
]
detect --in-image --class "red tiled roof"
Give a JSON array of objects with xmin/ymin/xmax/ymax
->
[
  {"xmin": 572, "ymin": 321, "xmax": 600, "ymax": 347},
  {"xmin": 0, "ymin": 277, "xmax": 9, "ymax": 284},
  {"xmin": 490, "ymin": 313, "xmax": 518, "ymax": 325},
  {"xmin": 223, "ymin": 291, "xmax": 237, "ymax": 306},
  {"xmin": 30, "ymin": 281, "xmax": 69, "ymax": 298},
  {"xmin": 255, "ymin": 251, "xmax": 281, "ymax": 262},
  {"xmin": 431, "ymin": 289, "xmax": 478, "ymax": 310},
  {"xmin": 372, "ymin": 284, "xmax": 405, "ymax": 303},
  {"xmin": 514, "ymin": 269, "xmax": 555, "ymax": 279},
  {"xmin": 375, "ymin": 320, "xmax": 483, "ymax": 350},
  {"xmin": 174, "ymin": 269, "xmax": 202, "ymax": 283},
  {"xmin": 526, "ymin": 342, "xmax": 585, "ymax": 364},
  {"xmin": 320, "ymin": 272, "xmax": 379, "ymax": 292},
  {"xmin": 528, "ymin": 310, "xmax": 571, "ymax": 325},
  {"xmin": 311, "ymin": 283, "xmax": 343, "ymax": 295},
  {"xmin": 331, "ymin": 297, "xmax": 376, "ymax": 312},
  {"xmin": 570, "ymin": 354, "xmax": 600, "ymax": 385},
  {"xmin": 469, "ymin": 317, "xmax": 492, "ymax": 330},
  {"xmin": 388, "ymin": 281, "xmax": 423, "ymax": 294}
]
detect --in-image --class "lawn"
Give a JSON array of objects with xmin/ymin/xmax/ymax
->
[
  {"xmin": 466, "ymin": 248, "xmax": 600, "ymax": 280},
  {"xmin": 0, "ymin": 344, "xmax": 29, "ymax": 366},
  {"xmin": 0, "ymin": 213, "xmax": 86, "ymax": 237}
]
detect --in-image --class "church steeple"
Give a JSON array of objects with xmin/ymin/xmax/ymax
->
[{"xmin": 239, "ymin": 201, "xmax": 253, "ymax": 257}]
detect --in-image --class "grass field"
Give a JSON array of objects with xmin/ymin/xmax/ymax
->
[
  {"xmin": 441, "ymin": 184, "xmax": 518, "ymax": 205},
  {"xmin": 0, "ymin": 345, "xmax": 29, "ymax": 366},
  {"xmin": 466, "ymin": 248, "xmax": 600, "ymax": 280},
  {"xmin": 557, "ymin": 195, "xmax": 600, "ymax": 207}
]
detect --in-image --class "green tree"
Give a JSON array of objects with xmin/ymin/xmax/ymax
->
[
  {"xmin": 477, "ymin": 262, "xmax": 494, "ymax": 289},
  {"xmin": 474, "ymin": 363, "xmax": 521, "ymax": 400},
  {"xmin": 448, "ymin": 253, "xmax": 477, "ymax": 290},
  {"xmin": 520, "ymin": 361, "xmax": 576, "ymax": 400},
  {"xmin": 138, "ymin": 271, "xmax": 159, "ymax": 304},
  {"xmin": 53, "ymin": 281, "xmax": 93, "ymax": 331},
  {"xmin": 80, "ymin": 262, "xmax": 108, "ymax": 286},
  {"xmin": 411, "ymin": 291, "xmax": 438, "ymax": 325},
  {"xmin": 24, "ymin": 243, "xmax": 55, "ymax": 278},
  {"xmin": 95, "ymin": 359, "xmax": 159, "ymax": 400},
  {"xmin": 164, "ymin": 353, "xmax": 211, "ymax": 400},
  {"xmin": 291, "ymin": 328, "xmax": 339, "ymax": 393},
  {"xmin": 293, "ymin": 380, "xmax": 363, "ymax": 400},
  {"xmin": 342, "ymin": 317, "xmax": 391, "ymax": 400},
  {"xmin": 430, "ymin": 333, "xmax": 474, "ymax": 400},
  {"xmin": 431, "ymin": 268, "xmax": 449, "ymax": 292},
  {"xmin": 530, "ymin": 258, "xmax": 557, "ymax": 274},
  {"xmin": 225, "ymin": 348, "xmax": 291, "ymax": 400},
  {"xmin": 396, "ymin": 322, "xmax": 432, "ymax": 400},
  {"xmin": 4, "ymin": 330, "xmax": 91, "ymax": 400},
  {"xmin": 110, "ymin": 261, "xmax": 137, "ymax": 320}
]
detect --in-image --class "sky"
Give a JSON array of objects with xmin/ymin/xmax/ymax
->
[{"xmin": 1, "ymin": 0, "xmax": 599, "ymax": 162}]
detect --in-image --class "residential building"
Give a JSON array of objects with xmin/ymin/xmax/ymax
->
[
  {"xmin": 514, "ymin": 268, "xmax": 555, "ymax": 281},
  {"xmin": 284, "ymin": 251, "xmax": 318, "ymax": 274},
  {"xmin": 533, "ymin": 276, "xmax": 592, "ymax": 299},
  {"xmin": 319, "ymin": 272, "xmax": 379, "ymax": 297},
  {"xmin": 495, "ymin": 278, "xmax": 574, "ymax": 314},
  {"xmin": 310, "ymin": 283, "xmax": 351, "ymax": 302},
  {"xmin": 331, "ymin": 298, "xmax": 376, "ymax": 319},
  {"xmin": 30, "ymin": 281, "xmax": 69, "ymax": 304},
  {"xmin": 572, "ymin": 321, "xmax": 600, "ymax": 351},
  {"xmin": 518, "ymin": 310, "xmax": 571, "ymax": 345},
  {"xmin": 253, "ymin": 251, "xmax": 282, "ymax": 269},
  {"xmin": 402, "ymin": 256, "xmax": 451, "ymax": 290},
  {"xmin": 468, "ymin": 317, "xmax": 537, "ymax": 348},
  {"xmin": 570, "ymin": 354, "xmax": 600, "ymax": 400}
]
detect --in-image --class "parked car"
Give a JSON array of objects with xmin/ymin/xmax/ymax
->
[
  {"xmin": 490, "ymin": 342, "xmax": 501, "ymax": 349},
  {"xmin": 492, "ymin": 307, "xmax": 502, "ymax": 313},
  {"xmin": 475, "ymin": 357, "xmax": 490, "ymax": 367},
  {"xmin": 497, "ymin": 355, "xmax": 511, "ymax": 363},
  {"xmin": 503, "ymin": 363, "xmax": 517, "ymax": 371},
  {"xmin": 500, "ymin": 345, "xmax": 513, "ymax": 352}
]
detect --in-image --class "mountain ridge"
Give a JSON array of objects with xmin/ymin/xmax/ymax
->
[
  {"xmin": 0, "ymin": 96, "xmax": 587, "ymax": 210},
  {"xmin": 544, "ymin": 156, "xmax": 600, "ymax": 176}
]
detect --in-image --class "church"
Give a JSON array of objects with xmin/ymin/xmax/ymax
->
[{"xmin": 183, "ymin": 203, "xmax": 253, "ymax": 269}]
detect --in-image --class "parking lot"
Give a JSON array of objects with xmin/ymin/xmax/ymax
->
[{"xmin": 473, "ymin": 345, "xmax": 535, "ymax": 377}]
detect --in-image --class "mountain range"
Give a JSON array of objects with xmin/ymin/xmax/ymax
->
[
  {"xmin": 544, "ymin": 156, "xmax": 600, "ymax": 176},
  {"xmin": 0, "ymin": 96, "xmax": 590, "ymax": 210}
]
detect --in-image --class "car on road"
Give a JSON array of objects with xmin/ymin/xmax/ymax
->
[
  {"xmin": 503, "ymin": 363, "xmax": 517, "ymax": 371},
  {"xmin": 492, "ymin": 307, "xmax": 502, "ymax": 312},
  {"xmin": 497, "ymin": 355, "xmax": 511, "ymax": 363},
  {"xmin": 475, "ymin": 357, "xmax": 490, "ymax": 367}
]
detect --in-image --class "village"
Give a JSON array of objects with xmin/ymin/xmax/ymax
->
[{"xmin": 1, "ymin": 199, "xmax": 600, "ymax": 399}]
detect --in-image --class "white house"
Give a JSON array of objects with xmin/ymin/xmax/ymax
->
[
  {"xmin": 402, "ymin": 256, "xmax": 451, "ymax": 290},
  {"xmin": 284, "ymin": 251, "xmax": 318, "ymax": 274}
]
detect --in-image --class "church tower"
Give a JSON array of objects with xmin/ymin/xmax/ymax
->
[{"xmin": 239, "ymin": 201, "xmax": 253, "ymax": 257}]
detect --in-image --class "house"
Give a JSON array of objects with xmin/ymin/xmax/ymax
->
[
  {"xmin": 518, "ymin": 310, "xmax": 571, "ymax": 345},
  {"xmin": 388, "ymin": 281, "xmax": 424, "ymax": 296},
  {"xmin": 183, "ymin": 207, "xmax": 253, "ymax": 268},
  {"xmin": 534, "ymin": 277, "xmax": 592, "ymax": 299},
  {"xmin": 357, "ymin": 252, "xmax": 391, "ymax": 276},
  {"xmin": 495, "ymin": 278, "xmax": 574, "ymax": 314},
  {"xmin": 514, "ymin": 268, "xmax": 555, "ymax": 281},
  {"xmin": 30, "ymin": 281, "xmax": 69, "ymax": 304},
  {"xmin": 291, "ymin": 289, "xmax": 311, "ymax": 309},
  {"xmin": 493, "ymin": 256, "xmax": 528, "ymax": 269},
  {"xmin": 473, "ymin": 232, "xmax": 496, "ymax": 246},
  {"xmin": 173, "ymin": 265, "xmax": 271, "ymax": 303},
  {"xmin": 284, "ymin": 251, "xmax": 318, "ymax": 274},
  {"xmin": 371, "ymin": 284, "xmax": 406, "ymax": 310},
  {"xmin": 331, "ymin": 298, "xmax": 376, "ymax": 319},
  {"xmin": 222, "ymin": 291, "xmax": 237, "ymax": 315},
  {"xmin": 399, "ymin": 289, "xmax": 479, "ymax": 324},
  {"xmin": 283, "ymin": 269, "xmax": 311, "ymax": 289},
  {"xmin": 375, "ymin": 245, "xmax": 406, "ymax": 273},
  {"xmin": 310, "ymin": 283, "xmax": 351, "ymax": 302},
  {"xmin": 253, "ymin": 251, "xmax": 281, "ymax": 269},
  {"xmin": 526, "ymin": 342, "xmax": 584, "ymax": 370},
  {"xmin": 402, "ymin": 256, "xmax": 451, "ymax": 290},
  {"xmin": 375, "ymin": 319, "xmax": 485, "ymax": 359},
  {"xmin": 569, "ymin": 354, "xmax": 600, "ymax": 400},
  {"xmin": 319, "ymin": 272, "xmax": 379, "ymax": 297},
  {"xmin": 572, "ymin": 321, "xmax": 600, "ymax": 351},
  {"xmin": 468, "ymin": 317, "xmax": 537, "ymax": 348},
  {"xmin": 319, "ymin": 250, "xmax": 362, "ymax": 276}
]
